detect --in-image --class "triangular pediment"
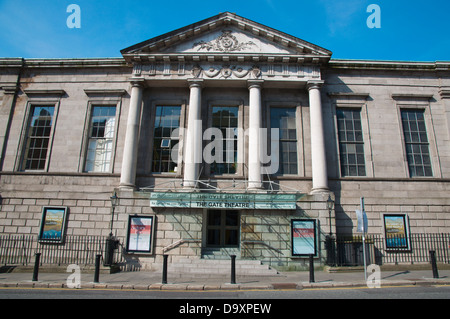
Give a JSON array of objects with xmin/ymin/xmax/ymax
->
[
  {"xmin": 121, "ymin": 12, "xmax": 332, "ymax": 64},
  {"xmin": 161, "ymin": 27, "xmax": 298, "ymax": 55}
]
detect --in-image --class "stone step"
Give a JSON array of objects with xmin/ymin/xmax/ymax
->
[
  {"xmin": 174, "ymin": 258, "xmax": 262, "ymax": 265},
  {"xmin": 167, "ymin": 258, "xmax": 279, "ymax": 276}
]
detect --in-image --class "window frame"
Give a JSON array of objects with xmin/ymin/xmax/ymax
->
[
  {"xmin": 399, "ymin": 108, "xmax": 433, "ymax": 178},
  {"xmin": 393, "ymin": 94, "xmax": 441, "ymax": 179},
  {"xmin": 80, "ymin": 90, "xmax": 125, "ymax": 174},
  {"xmin": 206, "ymin": 100, "xmax": 244, "ymax": 178},
  {"xmin": 18, "ymin": 101, "xmax": 60, "ymax": 172},
  {"xmin": 330, "ymin": 94, "xmax": 373, "ymax": 179},
  {"xmin": 83, "ymin": 104, "xmax": 119, "ymax": 173},
  {"xmin": 266, "ymin": 104, "xmax": 303, "ymax": 177},
  {"xmin": 336, "ymin": 107, "xmax": 366, "ymax": 177},
  {"xmin": 149, "ymin": 103, "xmax": 184, "ymax": 175}
]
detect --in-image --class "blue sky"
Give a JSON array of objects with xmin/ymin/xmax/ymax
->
[{"xmin": 0, "ymin": 0, "xmax": 448, "ymax": 61}]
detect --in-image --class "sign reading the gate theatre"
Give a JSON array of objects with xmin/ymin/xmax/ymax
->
[{"xmin": 149, "ymin": 192, "xmax": 301, "ymax": 210}]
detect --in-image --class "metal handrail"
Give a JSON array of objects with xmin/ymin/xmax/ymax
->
[
  {"xmin": 162, "ymin": 239, "xmax": 201, "ymax": 253},
  {"xmin": 241, "ymin": 240, "xmax": 283, "ymax": 254}
]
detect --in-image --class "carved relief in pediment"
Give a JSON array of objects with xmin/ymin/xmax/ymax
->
[{"xmin": 193, "ymin": 30, "xmax": 256, "ymax": 53}]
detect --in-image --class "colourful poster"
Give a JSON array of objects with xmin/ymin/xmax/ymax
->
[
  {"xmin": 384, "ymin": 214, "xmax": 409, "ymax": 249},
  {"xmin": 127, "ymin": 216, "xmax": 154, "ymax": 253},
  {"xmin": 291, "ymin": 219, "xmax": 316, "ymax": 256},
  {"xmin": 39, "ymin": 207, "xmax": 67, "ymax": 242}
]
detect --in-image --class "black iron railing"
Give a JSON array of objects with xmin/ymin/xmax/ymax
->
[
  {"xmin": 0, "ymin": 234, "xmax": 123, "ymax": 267},
  {"xmin": 326, "ymin": 233, "xmax": 450, "ymax": 266}
]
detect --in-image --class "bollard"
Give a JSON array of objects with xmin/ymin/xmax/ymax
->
[
  {"xmin": 230, "ymin": 255, "xmax": 236, "ymax": 284},
  {"xmin": 429, "ymin": 250, "xmax": 439, "ymax": 279},
  {"xmin": 94, "ymin": 254, "xmax": 101, "ymax": 283},
  {"xmin": 162, "ymin": 254, "xmax": 168, "ymax": 284},
  {"xmin": 32, "ymin": 253, "xmax": 41, "ymax": 282},
  {"xmin": 309, "ymin": 254, "xmax": 315, "ymax": 283}
]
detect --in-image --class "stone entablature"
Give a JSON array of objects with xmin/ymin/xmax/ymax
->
[{"xmin": 132, "ymin": 61, "xmax": 321, "ymax": 83}]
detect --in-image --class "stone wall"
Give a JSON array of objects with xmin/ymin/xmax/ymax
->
[{"xmin": 331, "ymin": 179, "xmax": 450, "ymax": 235}]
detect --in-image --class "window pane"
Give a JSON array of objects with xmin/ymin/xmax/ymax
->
[
  {"xmin": 208, "ymin": 210, "xmax": 222, "ymax": 226},
  {"xmin": 225, "ymin": 230, "xmax": 238, "ymax": 245},
  {"xmin": 207, "ymin": 229, "xmax": 221, "ymax": 246},
  {"xmin": 226, "ymin": 211, "xmax": 239, "ymax": 226}
]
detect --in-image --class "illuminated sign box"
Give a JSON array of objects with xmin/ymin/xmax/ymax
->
[{"xmin": 149, "ymin": 192, "xmax": 302, "ymax": 210}]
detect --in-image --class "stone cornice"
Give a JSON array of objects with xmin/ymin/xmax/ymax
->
[
  {"xmin": 439, "ymin": 88, "xmax": 450, "ymax": 99},
  {"xmin": 23, "ymin": 89, "xmax": 66, "ymax": 98},
  {"xmin": 22, "ymin": 58, "xmax": 127, "ymax": 68},
  {"xmin": 0, "ymin": 58, "xmax": 24, "ymax": 67},
  {"xmin": 329, "ymin": 59, "xmax": 450, "ymax": 71}
]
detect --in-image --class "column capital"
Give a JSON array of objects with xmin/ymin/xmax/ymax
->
[
  {"xmin": 247, "ymin": 79, "xmax": 264, "ymax": 90},
  {"xmin": 188, "ymin": 78, "xmax": 204, "ymax": 89},
  {"xmin": 307, "ymin": 80, "xmax": 324, "ymax": 91},
  {"xmin": 129, "ymin": 77, "xmax": 145, "ymax": 87}
]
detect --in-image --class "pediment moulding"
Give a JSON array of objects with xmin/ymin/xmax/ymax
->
[{"xmin": 121, "ymin": 12, "xmax": 332, "ymax": 65}]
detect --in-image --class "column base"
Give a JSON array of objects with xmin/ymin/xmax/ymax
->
[
  {"xmin": 119, "ymin": 183, "xmax": 137, "ymax": 190},
  {"xmin": 181, "ymin": 185, "xmax": 200, "ymax": 192},
  {"xmin": 247, "ymin": 182, "xmax": 264, "ymax": 192},
  {"xmin": 310, "ymin": 187, "xmax": 330, "ymax": 195}
]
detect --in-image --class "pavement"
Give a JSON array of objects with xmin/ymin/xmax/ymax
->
[{"xmin": 1, "ymin": 267, "xmax": 450, "ymax": 291}]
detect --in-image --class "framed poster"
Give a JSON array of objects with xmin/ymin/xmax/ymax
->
[
  {"xmin": 38, "ymin": 206, "xmax": 68, "ymax": 243},
  {"xmin": 126, "ymin": 215, "xmax": 155, "ymax": 254},
  {"xmin": 291, "ymin": 219, "xmax": 317, "ymax": 256},
  {"xmin": 383, "ymin": 214, "xmax": 410, "ymax": 250}
]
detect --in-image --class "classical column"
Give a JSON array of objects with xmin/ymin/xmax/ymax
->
[
  {"xmin": 120, "ymin": 79, "xmax": 144, "ymax": 189},
  {"xmin": 308, "ymin": 80, "xmax": 329, "ymax": 192},
  {"xmin": 183, "ymin": 79, "xmax": 203, "ymax": 189},
  {"xmin": 248, "ymin": 80, "xmax": 264, "ymax": 190}
]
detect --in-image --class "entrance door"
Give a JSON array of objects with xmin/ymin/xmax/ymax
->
[{"xmin": 206, "ymin": 210, "xmax": 239, "ymax": 247}]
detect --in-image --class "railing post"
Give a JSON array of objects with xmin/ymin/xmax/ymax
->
[
  {"xmin": 230, "ymin": 255, "xmax": 236, "ymax": 284},
  {"xmin": 32, "ymin": 253, "xmax": 41, "ymax": 282},
  {"xmin": 430, "ymin": 250, "xmax": 439, "ymax": 279},
  {"xmin": 94, "ymin": 254, "xmax": 102, "ymax": 283},
  {"xmin": 309, "ymin": 254, "xmax": 315, "ymax": 283},
  {"xmin": 162, "ymin": 254, "xmax": 168, "ymax": 284}
]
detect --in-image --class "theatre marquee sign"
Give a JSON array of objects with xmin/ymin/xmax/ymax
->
[{"xmin": 149, "ymin": 192, "xmax": 302, "ymax": 210}]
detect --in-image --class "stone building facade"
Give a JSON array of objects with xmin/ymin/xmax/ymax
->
[{"xmin": 0, "ymin": 13, "xmax": 449, "ymax": 270}]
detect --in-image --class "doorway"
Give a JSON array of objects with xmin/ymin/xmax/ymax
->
[{"xmin": 206, "ymin": 210, "xmax": 240, "ymax": 247}]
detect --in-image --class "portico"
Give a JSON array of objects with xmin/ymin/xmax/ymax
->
[{"xmin": 119, "ymin": 12, "xmax": 332, "ymax": 194}]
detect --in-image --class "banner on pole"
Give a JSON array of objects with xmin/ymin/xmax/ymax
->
[{"xmin": 356, "ymin": 209, "xmax": 368, "ymax": 234}]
